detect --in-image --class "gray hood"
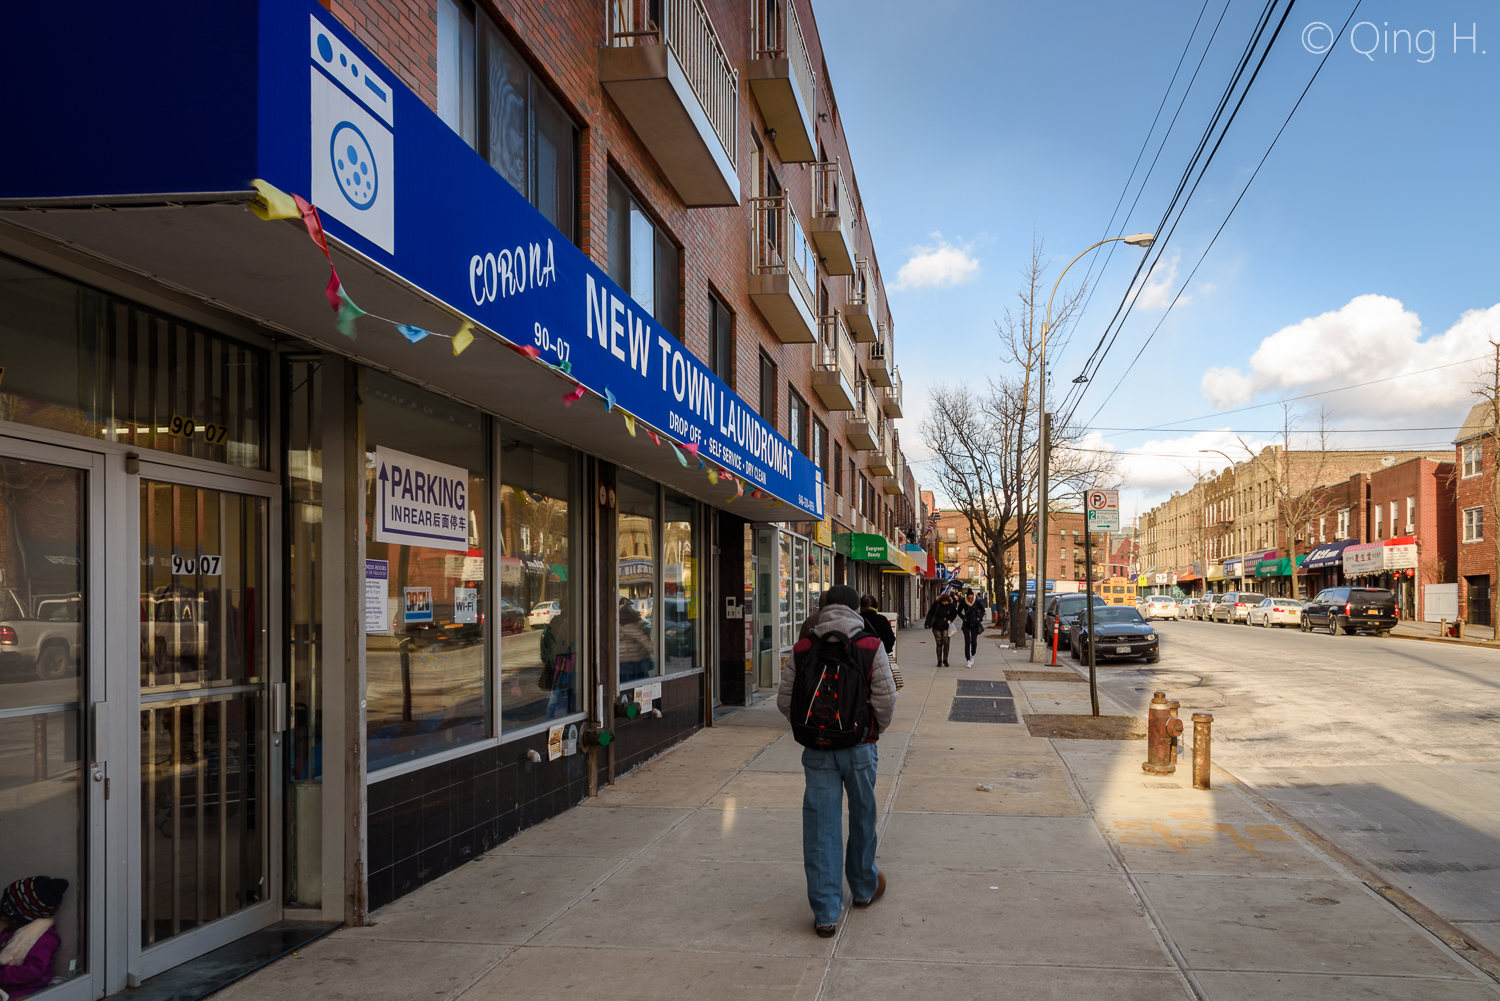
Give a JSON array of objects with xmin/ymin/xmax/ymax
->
[{"xmin": 811, "ymin": 603, "xmax": 868, "ymax": 640}]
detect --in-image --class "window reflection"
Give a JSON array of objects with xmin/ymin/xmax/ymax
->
[
  {"xmin": 664, "ymin": 493, "xmax": 697, "ymax": 673},
  {"xmin": 617, "ymin": 473, "xmax": 658, "ymax": 683},
  {"xmin": 498, "ymin": 427, "xmax": 580, "ymax": 731},
  {"xmin": 363, "ymin": 373, "xmax": 488, "ymax": 769}
]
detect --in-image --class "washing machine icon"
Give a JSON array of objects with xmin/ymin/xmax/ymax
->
[{"xmin": 330, "ymin": 121, "xmax": 378, "ymax": 210}]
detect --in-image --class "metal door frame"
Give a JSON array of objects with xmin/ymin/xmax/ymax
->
[
  {"xmin": 0, "ymin": 434, "xmax": 111, "ymax": 1001},
  {"xmin": 125, "ymin": 458, "xmax": 283, "ymax": 985}
]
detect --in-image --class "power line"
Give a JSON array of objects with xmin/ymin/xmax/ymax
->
[
  {"xmin": 1096, "ymin": 352, "xmax": 1485, "ymax": 438},
  {"xmin": 1090, "ymin": 425, "xmax": 1463, "ymax": 434},
  {"xmin": 1081, "ymin": 0, "xmax": 1367, "ymax": 425}
]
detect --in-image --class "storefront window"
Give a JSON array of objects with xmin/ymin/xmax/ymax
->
[
  {"xmin": 0, "ymin": 255, "xmax": 267, "ymax": 469},
  {"xmin": 0, "ymin": 455, "xmax": 86, "ymax": 987},
  {"xmin": 617, "ymin": 472, "xmax": 659, "ymax": 683},
  {"xmin": 498, "ymin": 425, "xmax": 581, "ymax": 731},
  {"xmin": 363, "ymin": 372, "xmax": 489, "ymax": 770},
  {"xmin": 663, "ymin": 492, "xmax": 697, "ymax": 674},
  {"xmin": 793, "ymin": 535, "xmax": 808, "ymax": 638},
  {"xmin": 778, "ymin": 531, "xmax": 792, "ymax": 648}
]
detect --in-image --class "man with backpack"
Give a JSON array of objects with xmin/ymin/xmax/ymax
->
[{"xmin": 778, "ymin": 585, "xmax": 897, "ymax": 938}]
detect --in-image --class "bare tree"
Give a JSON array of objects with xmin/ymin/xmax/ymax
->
[
  {"xmin": 920, "ymin": 237, "xmax": 1119, "ymax": 644},
  {"xmin": 1241, "ymin": 404, "xmax": 1335, "ymax": 599}
]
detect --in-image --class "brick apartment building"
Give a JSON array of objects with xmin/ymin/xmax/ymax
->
[
  {"xmin": 0, "ymin": 0, "xmax": 922, "ymax": 990},
  {"xmin": 1456, "ymin": 402, "xmax": 1497, "ymax": 624},
  {"xmin": 933, "ymin": 508, "xmax": 1111, "ymax": 592}
]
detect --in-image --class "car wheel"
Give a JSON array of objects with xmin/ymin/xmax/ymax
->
[
  {"xmin": 1378, "ymin": 630, "xmax": 1392, "ymax": 638},
  {"xmin": 1300, "ymin": 615, "xmax": 1311, "ymax": 632},
  {"xmin": 1329, "ymin": 616, "xmax": 1342, "ymax": 636},
  {"xmin": 36, "ymin": 643, "xmax": 72, "ymax": 681},
  {"xmin": 1263, "ymin": 616, "xmax": 1271, "ymax": 627}
]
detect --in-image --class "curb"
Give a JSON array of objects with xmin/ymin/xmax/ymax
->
[
  {"xmin": 1388, "ymin": 632, "xmax": 1500, "ymax": 651},
  {"xmin": 1218, "ymin": 769, "xmax": 1500, "ymax": 983}
]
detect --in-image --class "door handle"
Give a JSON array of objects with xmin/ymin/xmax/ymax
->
[
  {"xmin": 90, "ymin": 702, "xmax": 109, "ymax": 767},
  {"xmin": 271, "ymin": 682, "xmax": 288, "ymax": 734}
]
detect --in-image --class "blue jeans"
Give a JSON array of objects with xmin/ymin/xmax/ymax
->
[{"xmin": 801, "ymin": 742, "xmax": 880, "ymax": 926}]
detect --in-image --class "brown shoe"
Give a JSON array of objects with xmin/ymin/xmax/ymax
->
[
  {"xmin": 853, "ymin": 871, "xmax": 886, "ymax": 907},
  {"xmin": 815, "ymin": 921, "xmax": 838, "ymax": 937}
]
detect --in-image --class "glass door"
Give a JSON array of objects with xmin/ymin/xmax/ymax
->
[
  {"xmin": 133, "ymin": 474, "xmax": 277, "ymax": 978},
  {"xmin": 0, "ymin": 437, "xmax": 106, "ymax": 1001}
]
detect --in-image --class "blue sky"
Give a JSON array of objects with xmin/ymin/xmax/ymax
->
[{"xmin": 813, "ymin": 0, "xmax": 1500, "ymax": 517}]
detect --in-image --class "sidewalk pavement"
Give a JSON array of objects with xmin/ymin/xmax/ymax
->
[
  {"xmin": 1393, "ymin": 620, "xmax": 1497, "ymax": 643},
  {"xmin": 218, "ymin": 633, "xmax": 1500, "ymax": 1001}
]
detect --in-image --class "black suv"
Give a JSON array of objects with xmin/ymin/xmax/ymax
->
[
  {"xmin": 1301, "ymin": 587, "xmax": 1398, "ymax": 636},
  {"xmin": 1043, "ymin": 592, "xmax": 1108, "ymax": 650}
]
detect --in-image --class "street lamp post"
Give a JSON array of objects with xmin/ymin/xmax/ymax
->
[{"xmin": 1030, "ymin": 233, "xmax": 1154, "ymax": 662}]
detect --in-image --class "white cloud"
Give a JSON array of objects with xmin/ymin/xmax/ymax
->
[
  {"xmin": 1200, "ymin": 294, "xmax": 1500, "ymax": 416},
  {"xmin": 1130, "ymin": 250, "xmax": 1184, "ymax": 310},
  {"xmin": 892, "ymin": 233, "xmax": 980, "ymax": 291}
]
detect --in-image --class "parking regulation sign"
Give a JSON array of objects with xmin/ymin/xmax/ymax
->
[{"xmin": 1086, "ymin": 488, "xmax": 1120, "ymax": 533}]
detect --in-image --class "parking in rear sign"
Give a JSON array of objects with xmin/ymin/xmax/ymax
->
[{"xmin": 1086, "ymin": 488, "xmax": 1120, "ymax": 533}]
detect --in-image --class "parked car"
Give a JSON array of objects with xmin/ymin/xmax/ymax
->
[
  {"xmin": 1139, "ymin": 595, "xmax": 1180, "ymax": 620},
  {"xmin": 0, "ymin": 590, "xmax": 82, "ymax": 681},
  {"xmin": 1301, "ymin": 587, "xmax": 1398, "ymax": 636},
  {"xmin": 528, "ymin": 600, "xmax": 562, "ymax": 630},
  {"xmin": 1069, "ymin": 605, "xmax": 1160, "ymax": 664},
  {"xmin": 1248, "ymin": 597, "xmax": 1304, "ymax": 628},
  {"xmin": 1211, "ymin": 591, "xmax": 1266, "ymax": 624},
  {"xmin": 1043, "ymin": 593, "xmax": 1108, "ymax": 650},
  {"xmin": 498, "ymin": 598, "xmax": 527, "ymax": 636},
  {"xmin": 1194, "ymin": 594, "xmax": 1222, "ymax": 620}
]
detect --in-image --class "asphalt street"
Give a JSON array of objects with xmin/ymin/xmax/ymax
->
[{"xmin": 1080, "ymin": 616, "xmax": 1500, "ymax": 958}]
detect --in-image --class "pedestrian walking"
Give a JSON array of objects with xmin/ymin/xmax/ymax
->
[
  {"xmin": 924, "ymin": 590, "xmax": 958, "ymax": 665},
  {"xmin": 958, "ymin": 588, "xmax": 986, "ymax": 668},
  {"xmin": 859, "ymin": 593, "xmax": 896, "ymax": 655},
  {"xmin": 779, "ymin": 585, "xmax": 896, "ymax": 937}
]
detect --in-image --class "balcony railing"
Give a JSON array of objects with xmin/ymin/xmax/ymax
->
[
  {"xmin": 811, "ymin": 312, "xmax": 857, "ymax": 410},
  {"xmin": 608, "ymin": 0, "xmax": 737, "ymax": 167},
  {"xmin": 810, "ymin": 158, "xmax": 856, "ymax": 275},
  {"xmin": 880, "ymin": 366, "xmax": 903, "ymax": 417},
  {"xmin": 844, "ymin": 258, "xmax": 876, "ymax": 340},
  {"xmin": 867, "ymin": 329, "xmax": 891, "ymax": 387},
  {"xmin": 749, "ymin": 194, "xmax": 818, "ymax": 342},
  {"xmin": 750, "ymin": 0, "xmax": 817, "ymax": 161}
]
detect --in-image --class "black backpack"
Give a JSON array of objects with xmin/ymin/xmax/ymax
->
[{"xmin": 790, "ymin": 630, "xmax": 877, "ymax": 751}]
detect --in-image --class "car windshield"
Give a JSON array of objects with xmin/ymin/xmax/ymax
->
[
  {"xmin": 1147, "ymin": 596, "xmax": 1173, "ymax": 603},
  {"xmin": 1273, "ymin": 600, "xmax": 1302, "ymax": 608},
  {"xmin": 1238, "ymin": 594, "xmax": 1265, "ymax": 603},
  {"xmin": 1093, "ymin": 607, "xmax": 1144, "ymax": 625}
]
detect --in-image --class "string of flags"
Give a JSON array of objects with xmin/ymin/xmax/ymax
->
[{"xmin": 248, "ymin": 177, "xmax": 783, "ymax": 509}]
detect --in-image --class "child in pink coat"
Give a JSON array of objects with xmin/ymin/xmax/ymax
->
[{"xmin": 0, "ymin": 876, "xmax": 67, "ymax": 1000}]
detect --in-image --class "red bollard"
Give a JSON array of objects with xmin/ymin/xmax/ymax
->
[{"xmin": 1050, "ymin": 620, "xmax": 1059, "ymax": 666}]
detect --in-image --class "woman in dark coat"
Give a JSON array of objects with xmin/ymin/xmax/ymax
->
[
  {"xmin": 957, "ymin": 588, "xmax": 987, "ymax": 667},
  {"xmin": 859, "ymin": 594, "xmax": 896, "ymax": 654},
  {"xmin": 924, "ymin": 591, "xmax": 958, "ymax": 666}
]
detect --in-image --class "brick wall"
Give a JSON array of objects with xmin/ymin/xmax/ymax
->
[{"xmin": 1455, "ymin": 437, "xmax": 1496, "ymax": 621}]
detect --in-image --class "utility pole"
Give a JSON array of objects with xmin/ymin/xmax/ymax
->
[
  {"xmin": 1031, "ymin": 412, "xmax": 1051, "ymax": 662},
  {"xmin": 1084, "ymin": 516, "xmax": 1099, "ymax": 716}
]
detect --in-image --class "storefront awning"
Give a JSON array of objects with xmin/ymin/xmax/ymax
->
[
  {"xmin": 1303, "ymin": 538, "xmax": 1361, "ymax": 570},
  {"xmin": 0, "ymin": 1, "xmax": 823, "ymax": 525},
  {"xmin": 1254, "ymin": 555, "xmax": 1305, "ymax": 577},
  {"xmin": 1344, "ymin": 537, "xmax": 1417, "ymax": 576},
  {"xmin": 837, "ymin": 532, "xmax": 909, "ymax": 570}
]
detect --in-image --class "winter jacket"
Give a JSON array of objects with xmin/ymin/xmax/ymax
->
[
  {"xmin": 778, "ymin": 604, "xmax": 897, "ymax": 738},
  {"xmin": 860, "ymin": 607, "xmax": 897, "ymax": 654},
  {"xmin": 924, "ymin": 597, "xmax": 957, "ymax": 630},
  {"xmin": 0, "ymin": 920, "xmax": 60, "ymax": 998},
  {"xmin": 957, "ymin": 596, "xmax": 987, "ymax": 630}
]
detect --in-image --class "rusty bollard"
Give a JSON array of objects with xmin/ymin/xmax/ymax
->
[
  {"xmin": 1192, "ymin": 713, "xmax": 1213, "ymax": 790},
  {"xmin": 1143, "ymin": 691, "xmax": 1183, "ymax": 775}
]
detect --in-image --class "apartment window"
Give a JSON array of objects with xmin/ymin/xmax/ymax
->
[
  {"xmin": 1464, "ymin": 444, "xmax": 1483, "ymax": 478},
  {"xmin": 788, "ymin": 389, "xmax": 809, "ymax": 454},
  {"xmin": 833, "ymin": 442, "xmax": 843, "ymax": 495},
  {"xmin": 946, "ymin": 527, "xmax": 956, "ymax": 541},
  {"xmin": 758, "ymin": 351, "xmax": 776, "ymax": 420},
  {"xmin": 437, "ymin": 2, "xmax": 579, "ymax": 240},
  {"xmin": 1406, "ymin": 496, "xmax": 1415, "ymax": 533},
  {"xmin": 708, "ymin": 292, "xmax": 734, "ymax": 384},
  {"xmin": 811, "ymin": 417, "xmax": 828, "ymax": 477},
  {"xmin": 608, "ymin": 171, "xmax": 680, "ymax": 334},
  {"xmin": 1319, "ymin": 516, "xmax": 1326, "ymax": 543},
  {"xmin": 1389, "ymin": 501, "xmax": 1399, "ymax": 536},
  {"xmin": 1373, "ymin": 505, "xmax": 1382, "ymax": 538},
  {"xmin": 1337, "ymin": 508, "xmax": 1350, "ymax": 539},
  {"xmin": 1464, "ymin": 506, "xmax": 1484, "ymax": 542}
]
